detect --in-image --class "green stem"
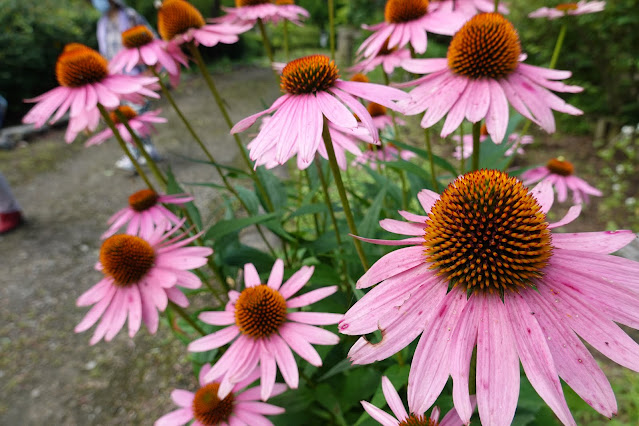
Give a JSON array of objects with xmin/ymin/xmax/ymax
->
[
  {"xmin": 282, "ymin": 20, "xmax": 290, "ymax": 61},
  {"xmin": 114, "ymin": 109, "xmax": 167, "ymax": 187},
  {"xmin": 315, "ymin": 159, "xmax": 342, "ymax": 246},
  {"xmin": 169, "ymin": 302, "xmax": 206, "ymax": 336},
  {"xmin": 472, "ymin": 122, "xmax": 481, "ymax": 172},
  {"xmin": 424, "ymin": 129, "xmax": 439, "ymax": 191},
  {"xmin": 503, "ymin": 120, "xmax": 532, "ymax": 170},
  {"xmin": 97, "ymin": 104, "xmax": 155, "ymax": 190},
  {"xmin": 322, "ymin": 120, "xmax": 369, "ymax": 270},
  {"xmin": 257, "ymin": 18, "xmax": 276, "ymax": 65},
  {"xmin": 459, "ymin": 124, "xmax": 466, "ymax": 173},
  {"xmin": 399, "ymin": 170, "xmax": 408, "ymax": 211},
  {"xmin": 382, "ymin": 71, "xmax": 401, "ymax": 139},
  {"xmin": 328, "ymin": 0, "xmax": 335, "ymax": 60},
  {"xmin": 305, "ymin": 169, "xmax": 321, "ymax": 238},
  {"xmin": 549, "ymin": 23, "xmax": 567, "ymax": 70},
  {"xmin": 494, "ymin": 0, "xmax": 500, "ymax": 13},
  {"xmin": 187, "ymin": 43, "xmax": 274, "ymax": 213}
]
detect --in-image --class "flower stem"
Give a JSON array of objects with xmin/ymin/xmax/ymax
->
[
  {"xmin": 459, "ymin": 124, "xmax": 466, "ymax": 172},
  {"xmin": 315, "ymin": 159, "xmax": 342, "ymax": 246},
  {"xmin": 328, "ymin": 0, "xmax": 335, "ymax": 60},
  {"xmin": 322, "ymin": 119, "xmax": 369, "ymax": 270},
  {"xmin": 549, "ymin": 23, "xmax": 567, "ymax": 70},
  {"xmin": 257, "ymin": 18, "xmax": 276, "ymax": 66},
  {"xmin": 282, "ymin": 20, "xmax": 290, "ymax": 61},
  {"xmin": 168, "ymin": 301, "xmax": 206, "ymax": 336},
  {"xmin": 97, "ymin": 104, "xmax": 155, "ymax": 190},
  {"xmin": 305, "ymin": 169, "xmax": 321, "ymax": 237},
  {"xmin": 187, "ymin": 43, "xmax": 275, "ymax": 213},
  {"xmin": 424, "ymin": 129, "xmax": 439, "ymax": 191},
  {"xmin": 494, "ymin": 0, "xmax": 500, "ymax": 13},
  {"xmin": 114, "ymin": 109, "xmax": 167, "ymax": 187},
  {"xmin": 472, "ymin": 121, "xmax": 481, "ymax": 171}
]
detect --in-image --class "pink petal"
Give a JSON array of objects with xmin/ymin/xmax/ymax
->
[
  {"xmin": 279, "ymin": 327, "xmax": 323, "ymax": 366},
  {"xmin": 171, "ymin": 389, "xmax": 195, "ymax": 408},
  {"xmin": 356, "ymin": 245, "xmax": 425, "ymax": 289},
  {"xmin": 259, "ymin": 345, "xmax": 277, "ymax": 401},
  {"xmin": 284, "ymin": 323, "xmax": 339, "ymax": 345},
  {"xmin": 279, "ymin": 266, "xmax": 314, "ymax": 299},
  {"xmin": 231, "ymin": 95, "xmax": 290, "ymax": 133},
  {"xmin": 267, "ymin": 259, "xmax": 285, "ymax": 290},
  {"xmin": 154, "ymin": 408, "xmax": 193, "ymax": 426},
  {"xmin": 548, "ymin": 204, "xmax": 582, "ymax": 229},
  {"xmin": 199, "ymin": 310, "xmax": 236, "ymax": 326},
  {"xmin": 287, "ymin": 311, "xmax": 342, "ymax": 325},
  {"xmin": 485, "ymin": 80, "xmax": 509, "ymax": 143},
  {"xmin": 286, "ymin": 286, "xmax": 337, "ymax": 308},
  {"xmin": 315, "ymin": 91, "xmax": 357, "ymax": 129},
  {"xmin": 379, "ymin": 219, "xmax": 425, "ymax": 236},
  {"xmin": 235, "ymin": 401, "xmax": 284, "ymax": 415},
  {"xmin": 382, "ymin": 376, "xmax": 408, "ymax": 421},
  {"xmin": 360, "ymin": 401, "xmax": 399, "ymax": 426},
  {"xmin": 530, "ymin": 180, "xmax": 554, "ymax": 214},
  {"xmin": 417, "ymin": 189, "xmax": 439, "ymax": 213},
  {"xmin": 552, "ymin": 230, "xmax": 636, "ymax": 254},
  {"xmin": 270, "ymin": 334, "xmax": 299, "ymax": 389},
  {"xmin": 188, "ymin": 325, "xmax": 240, "ymax": 352},
  {"xmin": 127, "ymin": 286, "xmax": 143, "ymax": 337},
  {"xmin": 244, "ymin": 263, "xmax": 261, "ymax": 287}
]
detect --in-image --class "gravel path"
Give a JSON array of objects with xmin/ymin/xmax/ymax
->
[{"xmin": 0, "ymin": 67, "xmax": 279, "ymax": 425}]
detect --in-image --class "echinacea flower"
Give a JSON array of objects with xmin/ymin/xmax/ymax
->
[
  {"xmin": 430, "ymin": 0, "xmax": 509, "ymax": 17},
  {"xmin": 362, "ymin": 376, "xmax": 472, "ymax": 426},
  {"xmin": 188, "ymin": 259, "xmax": 342, "ymax": 400},
  {"xmin": 522, "ymin": 157, "xmax": 603, "ymax": 203},
  {"xmin": 109, "ymin": 25, "xmax": 188, "ymax": 86},
  {"xmin": 158, "ymin": 0, "xmax": 251, "ymax": 47},
  {"xmin": 452, "ymin": 123, "xmax": 533, "ymax": 160},
  {"xmin": 155, "ymin": 363, "xmax": 285, "ymax": 426},
  {"xmin": 350, "ymin": 40, "xmax": 411, "ymax": 75},
  {"xmin": 357, "ymin": 0, "xmax": 467, "ymax": 59},
  {"xmin": 367, "ymin": 102, "xmax": 406, "ymax": 132},
  {"xmin": 400, "ymin": 13, "xmax": 583, "ymax": 143},
  {"xmin": 101, "ymin": 188, "xmax": 194, "ymax": 239},
  {"xmin": 23, "ymin": 43, "xmax": 159, "ymax": 143},
  {"xmin": 529, "ymin": 1, "xmax": 606, "ymax": 19},
  {"xmin": 231, "ymin": 54, "xmax": 408, "ymax": 169},
  {"xmin": 213, "ymin": 0, "xmax": 309, "ymax": 27},
  {"xmin": 85, "ymin": 106, "xmax": 167, "ymax": 147},
  {"xmin": 354, "ymin": 143, "xmax": 416, "ymax": 170},
  {"xmin": 75, "ymin": 220, "xmax": 211, "ymax": 345},
  {"xmin": 340, "ymin": 169, "xmax": 639, "ymax": 426}
]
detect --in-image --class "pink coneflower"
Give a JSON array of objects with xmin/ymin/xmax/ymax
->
[
  {"xmin": 430, "ymin": 0, "xmax": 509, "ymax": 17},
  {"xmin": 155, "ymin": 363, "xmax": 285, "ymax": 426},
  {"xmin": 22, "ymin": 43, "xmax": 159, "ymax": 143},
  {"xmin": 109, "ymin": 25, "xmax": 188, "ymax": 87},
  {"xmin": 340, "ymin": 169, "xmax": 639, "ymax": 426},
  {"xmin": 522, "ymin": 157, "xmax": 603, "ymax": 203},
  {"xmin": 214, "ymin": 0, "xmax": 310, "ymax": 27},
  {"xmin": 354, "ymin": 143, "xmax": 416, "ymax": 170},
  {"xmin": 188, "ymin": 259, "xmax": 342, "ymax": 400},
  {"xmin": 75, "ymin": 220, "xmax": 211, "ymax": 345},
  {"xmin": 529, "ymin": 1, "xmax": 606, "ymax": 19},
  {"xmin": 158, "ymin": 0, "xmax": 251, "ymax": 47},
  {"xmin": 362, "ymin": 376, "xmax": 471, "ymax": 426},
  {"xmin": 101, "ymin": 188, "xmax": 194, "ymax": 239},
  {"xmin": 357, "ymin": 0, "xmax": 466, "ymax": 59},
  {"xmin": 400, "ymin": 13, "xmax": 583, "ymax": 143},
  {"xmin": 350, "ymin": 41, "xmax": 411, "ymax": 75},
  {"xmin": 366, "ymin": 102, "xmax": 407, "ymax": 132},
  {"xmin": 85, "ymin": 106, "xmax": 166, "ymax": 147},
  {"xmin": 231, "ymin": 54, "xmax": 408, "ymax": 169},
  {"xmin": 452, "ymin": 123, "xmax": 533, "ymax": 160}
]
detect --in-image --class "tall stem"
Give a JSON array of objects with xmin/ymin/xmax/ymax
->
[
  {"xmin": 168, "ymin": 302, "xmax": 206, "ymax": 336},
  {"xmin": 424, "ymin": 129, "xmax": 439, "ymax": 191},
  {"xmin": 282, "ymin": 20, "xmax": 290, "ymax": 61},
  {"xmin": 549, "ymin": 23, "xmax": 567, "ymax": 70},
  {"xmin": 321, "ymin": 120, "xmax": 369, "ymax": 270},
  {"xmin": 305, "ymin": 169, "xmax": 321, "ymax": 237},
  {"xmin": 187, "ymin": 43, "xmax": 274, "ymax": 212},
  {"xmin": 494, "ymin": 0, "xmax": 500, "ymax": 13},
  {"xmin": 328, "ymin": 0, "xmax": 335, "ymax": 59},
  {"xmin": 472, "ymin": 122, "xmax": 481, "ymax": 171},
  {"xmin": 257, "ymin": 18, "xmax": 276, "ymax": 65},
  {"xmin": 315, "ymin": 159, "xmax": 342, "ymax": 246},
  {"xmin": 114, "ymin": 109, "xmax": 167, "ymax": 187},
  {"xmin": 97, "ymin": 104, "xmax": 155, "ymax": 190}
]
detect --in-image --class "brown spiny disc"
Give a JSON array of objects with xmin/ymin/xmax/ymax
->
[
  {"xmin": 556, "ymin": 3, "xmax": 579, "ymax": 11},
  {"xmin": 275, "ymin": 0, "xmax": 295, "ymax": 4},
  {"xmin": 280, "ymin": 55, "xmax": 339, "ymax": 95},
  {"xmin": 398, "ymin": 414, "xmax": 438, "ymax": 426},
  {"xmin": 379, "ymin": 38, "xmax": 397, "ymax": 55},
  {"xmin": 367, "ymin": 102, "xmax": 387, "ymax": 117},
  {"xmin": 55, "ymin": 44, "xmax": 108, "ymax": 88},
  {"xmin": 235, "ymin": 284, "xmax": 287, "ymax": 338},
  {"xmin": 192, "ymin": 383, "xmax": 235, "ymax": 425},
  {"xmin": 157, "ymin": 0, "xmax": 205, "ymax": 41},
  {"xmin": 236, "ymin": 0, "xmax": 270, "ymax": 6},
  {"xmin": 350, "ymin": 73, "xmax": 370, "ymax": 83},
  {"xmin": 128, "ymin": 189, "xmax": 159, "ymax": 212},
  {"xmin": 100, "ymin": 235, "xmax": 155, "ymax": 286},
  {"xmin": 122, "ymin": 25, "xmax": 155, "ymax": 49},
  {"xmin": 546, "ymin": 158, "xmax": 574, "ymax": 176},
  {"xmin": 448, "ymin": 13, "xmax": 521, "ymax": 80},
  {"xmin": 109, "ymin": 105, "xmax": 138, "ymax": 125},
  {"xmin": 424, "ymin": 170, "xmax": 552, "ymax": 293},
  {"xmin": 385, "ymin": 0, "xmax": 430, "ymax": 23}
]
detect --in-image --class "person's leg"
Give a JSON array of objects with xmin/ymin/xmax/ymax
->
[{"xmin": 0, "ymin": 172, "xmax": 23, "ymax": 233}]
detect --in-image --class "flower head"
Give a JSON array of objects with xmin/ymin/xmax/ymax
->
[
  {"xmin": 23, "ymin": 43, "xmax": 159, "ymax": 143},
  {"xmin": 340, "ymin": 169, "xmax": 638, "ymax": 426},
  {"xmin": 75, "ymin": 221, "xmax": 212, "ymax": 345},
  {"xmin": 452, "ymin": 123, "xmax": 533, "ymax": 160},
  {"xmin": 232, "ymin": 54, "xmax": 408, "ymax": 169},
  {"xmin": 213, "ymin": 0, "xmax": 309, "ymax": 27},
  {"xmin": 158, "ymin": 0, "xmax": 251, "ymax": 47},
  {"xmin": 101, "ymin": 188, "xmax": 194, "ymax": 238},
  {"xmin": 154, "ymin": 363, "xmax": 285, "ymax": 426},
  {"xmin": 109, "ymin": 25, "xmax": 188, "ymax": 85},
  {"xmin": 429, "ymin": 0, "xmax": 509, "ymax": 18},
  {"xmin": 401, "ymin": 13, "xmax": 583, "ymax": 143},
  {"xmin": 529, "ymin": 1, "xmax": 606, "ymax": 19},
  {"xmin": 522, "ymin": 157, "xmax": 603, "ymax": 203},
  {"xmin": 188, "ymin": 259, "xmax": 342, "ymax": 400},
  {"xmin": 357, "ymin": 0, "xmax": 467, "ymax": 59},
  {"xmin": 362, "ymin": 376, "xmax": 472, "ymax": 426},
  {"xmin": 85, "ymin": 106, "xmax": 167, "ymax": 147}
]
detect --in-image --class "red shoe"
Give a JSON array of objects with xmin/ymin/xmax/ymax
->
[{"xmin": 0, "ymin": 211, "xmax": 23, "ymax": 234}]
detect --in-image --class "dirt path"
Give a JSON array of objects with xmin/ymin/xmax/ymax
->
[{"xmin": 0, "ymin": 67, "xmax": 279, "ymax": 425}]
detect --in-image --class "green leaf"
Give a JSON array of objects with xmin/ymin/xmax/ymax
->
[
  {"xmin": 221, "ymin": 244, "xmax": 276, "ymax": 271},
  {"xmin": 363, "ymin": 165, "xmax": 403, "ymax": 206},
  {"xmin": 286, "ymin": 202, "xmax": 329, "ymax": 220},
  {"xmin": 387, "ymin": 138, "xmax": 458, "ymax": 176},
  {"xmin": 165, "ymin": 168, "xmax": 202, "ymax": 229},
  {"xmin": 385, "ymin": 160, "xmax": 434, "ymax": 186},
  {"xmin": 255, "ymin": 166, "xmax": 288, "ymax": 210},
  {"xmin": 235, "ymin": 185, "xmax": 260, "ymax": 215},
  {"xmin": 359, "ymin": 186, "xmax": 386, "ymax": 237},
  {"xmin": 318, "ymin": 358, "xmax": 356, "ymax": 382},
  {"xmin": 204, "ymin": 212, "xmax": 278, "ymax": 241}
]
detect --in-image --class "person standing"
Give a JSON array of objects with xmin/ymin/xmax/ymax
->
[{"xmin": 0, "ymin": 95, "xmax": 23, "ymax": 234}]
